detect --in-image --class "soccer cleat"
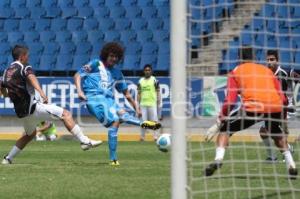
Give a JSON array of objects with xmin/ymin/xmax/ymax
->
[
  {"xmin": 1, "ymin": 155, "xmax": 12, "ymax": 165},
  {"xmin": 204, "ymin": 162, "xmax": 223, "ymax": 176},
  {"xmin": 141, "ymin": 121, "xmax": 161, "ymax": 130},
  {"xmin": 80, "ymin": 139, "xmax": 103, "ymax": 151},
  {"xmin": 109, "ymin": 160, "xmax": 120, "ymax": 166},
  {"xmin": 265, "ymin": 157, "xmax": 278, "ymax": 163},
  {"xmin": 288, "ymin": 167, "xmax": 298, "ymax": 180}
]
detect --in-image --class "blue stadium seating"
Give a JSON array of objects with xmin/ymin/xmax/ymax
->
[
  {"xmin": 20, "ymin": 20, "xmax": 36, "ymax": 31},
  {"xmin": 78, "ymin": 7, "xmax": 94, "ymax": 19},
  {"xmin": 123, "ymin": 55, "xmax": 140, "ymax": 70},
  {"xmin": 4, "ymin": 19, "xmax": 19, "ymax": 31},
  {"xmin": 30, "ymin": 7, "xmax": 46, "ymax": 18},
  {"xmin": 40, "ymin": 55, "xmax": 56, "ymax": 71},
  {"xmin": 28, "ymin": 43, "xmax": 44, "ymax": 55},
  {"xmin": 72, "ymin": 31, "xmax": 88, "ymax": 42},
  {"xmin": 153, "ymin": 30, "xmax": 169, "ymax": 42},
  {"xmin": 26, "ymin": 0, "xmax": 41, "ymax": 8},
  {"xmin": 158, "ymin": 42, "xmax": 170, "ymax": 54},
  {"xmin": 120, "ymin": 30, "xmax": 137, "ymax": 43},
  {"xmin": 15, "ymin": 8, "xmax": 31, "ymax": 18},
  {"xmin": 0, "ymin": 32, "xmax": 8, "ymax": 43},
  {"xmin": 61, "ymin": 7, "xmax": 78, "ymax": 18},
  {"xmin": 56, "ymin": 55, "xmax": 73, "ymax": 71},
  {"xmin": 115, "ymin": 18, "xmax": 132, "ymax": 30},
  {"xmin": 142, "ymin": 42, "xmax": 158, "ymax": 54},
  {"xmin": 89, "ymin": 0, "xmax": 105, "ymax": 7},
  {"xmin": 104, "ymin": 30, "xmax": 121, "ymax": 42},
  {"xmin": 141, "ymin": 6, "xmax": 157, "ymax": 18},
  {"xmin": 83, "ymin": 19, "xmax": 99, "ymax": 30},
  {"xmin": 110, "ymin": 6, "xmax": 126, "ymax": 18},
  {"xmin": 105, "ymin": 0, "xmax": 121, "ymax": 7},
  {"xmin": 126, "ymin": 6, "xmax": 142, "ymax": 18},
  {"xmin": 93, "ymin": 7, "xmax": 110, "ymax": 18},
  {"xmin": 56, "ymin": 31, "xmax": 72, "ymax": 42},
  {"xmin": 147, "ymin": 18, "xmax": 164, "ymax": 30},
  {"xmin": 131, "ymin": 18, "xmax": 148, "ymax": 30},
  {"xmin": 45, "ymin": 7, "xmax": 62, "ymax": 18},
  {"xmin": 58, "ymin": 0, "xmax": 73, "ymax": 8},
  {"xmin": 88, "ymin": 30, "xmax": 104, "ymax": 43},
  {"xmin": 35, "ymin": 19, "xmax": 51, "ymax": 31},
  {"xmin": 8, "ymin": 32, "xmax": 24, "ymax": 43},
  {"xmin": 0, "ymin": 8, "xmax": 15, "ymax": 18},
  {"xmin": 51, "ymin": 19, "xmax": 67, "ymax": 31},
  {"xmin": 29, "ymin": 55, "xmax": 40, "ymax": 68},
  {"xmin": 72, "ymin": 55, "xmax": 90, "ymax": 70},
  {"xmin": 136, "ymin": 30, "xmax": 153, "ymax": 42},
  {"xmin": 73, "ymin": 0, "xmax": 90, "ymax": 7},
  {"xmin": 0, "ymin": 56, "xmax": 8, "ymax": 72},
  {"xmin": 39, "ymin": 31, "xmax": 56, "ymax": 42},
  {"xmin": 121, "ymin": 0, "xmax": 138, "ymax": 6},
  {"xmin": 75, "ymin": 42, "xmax": 92, "ymax": 55},
  {"xmin": 43, "ymin": 43, "xmax": 60, "ymax": 55},
  {"xmin": 137, "ymin": 0, "xmax": 153, "ymax": 6},
  {"xmin": 140, "ymin": 55, "xmax": 157, "ymax": 69},
  {"xmin": 98, "ymin": 18, "xmax": 115, "ymax": 31},
  {"xmin": 60, "ymin": 42, "xmax": 76, "ymax": 55},
  {"xmin": 42, "ymin": 0, "xmax": 58, "ymax": 8},
  {"xmin": 126, "ymin": 42, "xmax": 142, "ymax": 54},
  {"xmin": 157, "ymin": 6, "xmax": 170, "ymax": 18},
  {"xmin": 67, "ymin": 18, "xmax": 84, "ymax": 31},
  {"xmin": 156, "ymin": 54, "xmax": 169, "ymax": 71},
  {"xmin": 24, "ymin": 31, "xmax": 40, "ymax": 42},
  {"xmin": 0, "ymin": 0, "xmax": 10, "ymax": 8}
]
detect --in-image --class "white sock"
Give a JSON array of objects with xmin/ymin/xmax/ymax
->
[
  {"xmin": 71, "ymin": 125, "xmax": 90, "ymax": 144},
  {"xmin": 283, "ymin": 150, "xmax": 296, "ymax": 169},
  {"xmin": 7, "ymin": 146, "xmax": 21, "ymax": 160},
  {"xmin": 262, "ymin": 138, "xmax": 276, "ymax": 159},
  {"xmin": 215, "ymin": 147, "xmax": 225, "ymax": 161}
]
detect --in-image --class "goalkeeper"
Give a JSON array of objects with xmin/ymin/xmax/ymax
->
[{"xmin": 204, "ymin": 47, "xmax": 297, "ymax": 179}]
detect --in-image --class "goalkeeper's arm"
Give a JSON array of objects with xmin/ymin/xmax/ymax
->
[{"xmin": 205, "ymin": 73, "xmax": 238, "ymax": 142}]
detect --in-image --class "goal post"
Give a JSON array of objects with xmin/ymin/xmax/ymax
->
[{"xmin": 171, "ymin": 0, "xmax": 187, "ymax": 199}]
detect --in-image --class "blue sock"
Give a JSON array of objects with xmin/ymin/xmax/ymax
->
[
  {"xmin": 120, "ymin": 112, "xmax": 141, "ymax": 126},
  {"xmin": 108, "ymin": 127, "xmax": 118, "ymax": 161}
]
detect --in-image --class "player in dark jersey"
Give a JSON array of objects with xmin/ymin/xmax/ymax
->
[
  {"xmin": 1, "ymin": 45, "xmax": 102, "ymax": 164},
  {"xmin": 259, "ymin": 50, "xmax": 295, "ymax": 162}
]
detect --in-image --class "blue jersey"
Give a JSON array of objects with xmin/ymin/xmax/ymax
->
[{"xmin": 78, "ymin": 59, "xmax": 127, "ymax": 98}]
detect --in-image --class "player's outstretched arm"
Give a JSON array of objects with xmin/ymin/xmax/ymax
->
[
  {"xmin": 123, "ymin": 89, "xmax": 141, "ymax": 117},
  {"xmin": 27, "ymin": 74, "xmax": 48, "ymax": 103},
  {"xmin": 74, "ymin": 72, "xmax": 87, "ymax": 101}
]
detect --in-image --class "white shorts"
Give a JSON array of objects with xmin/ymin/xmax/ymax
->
[{"xmin": 22, "ymin": 102, "xmax": 64, "ymax": 135}]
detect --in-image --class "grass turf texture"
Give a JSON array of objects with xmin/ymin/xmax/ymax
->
[{"xmin": 0, "ymin": 141, "xmax": 299, "ymax": 199}]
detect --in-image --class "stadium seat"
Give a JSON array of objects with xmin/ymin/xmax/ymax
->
[
  {"xmin": 30, "ymin": 7, "xmax": 46, "ymax": 18},
  {"xmin": 156, "ymin": 54, "xmax": 170, "ymax": 71},
  {"xmin": 261, "ymin": 4, "xmax": 275, "ymax": 17},
  {"xmin": 29, "ymin": 55, "xmax": 40, "ymax": 68},
  {"xmin": 98, "ymin": 18, "xmax": 115, "ymax": 31},
  {"xmin": 45, "ymin": 7, "xmax": 62, "ymax": 18},
  {"xmin": 125, "ymin": 42, "xmax": 142, "ymax": 54},
  {"xmin": 0, "ymin": 43, "xmax": 11, "ymax": 56},
  {"xmin": 120, "ymin": 30, "xmax": 137, "ymax": 43},
  {"xmin": 157, "ymin": 6, "xmax": 170, "ymax": 18},
  {"xmin": 89, "ymin": 0, "xmax": 105, "ymax": 7},
  {"xmin": 294, "ymin": 52, "xmax": 300, "ymax": 69},
  {"xmin": 240, "ymin": 31, "xmax": 253, "ymax": 45},
  {"xmin": 110, "ymin": 6, "xmax": 126, "ymax": 18},
  {"xmin": 91, "ymin": 42, "xmax": 105, "ymax": 56},
  {"xmin": 105, "ymin": 0, "xmax": 121, "ymax": 6},
  {"xmin": 94, "ymin": 7, "xmax": 110, "ymax": 18},
  {"xmin": 140, "ymin": 55, "xmax": 157, "ymax": 69},
  {"xmin": 42, "ymin": 0, "xmax": 58, "ymax": 8},
  {"xmin": 15, "ymin": 8, "xmax": 31, "ymax": 18},
  {"xmin": 28, "ymin": 43, "xmax": 44, "ymax": 55},
  {"xmin": 72, "ymin": 31, "xmax": 88, "ymax": 43},
  {"xmin": 277, "ymin": 5, "xmax": 289, "ymax": 18},
  {"xmin": 252, "ymin": 17, "xmax": 264, "ymax": 30},
  {"xmin": 11, "ymin": 0, "xmax": 26, "ymax": 8},
  {"xmin": 266, "ymin": 19, "xmax": 276, "ymax": 32},
  {"xmin": 4, "ymin": 19, "xmax": 19, "ymax": 31},
  {"xmin": 55, "ymin": 55, "xmax": 73, "ymax": 71},
  {"xmin": 141, "ymin": 6, "xmax": 157, "ymax": 18},
  {"xmin": 126, "ymin": 6, "xmax": 142, "ymax": 18},
  {"xmin": 78, "ymin": 7, "xmax": 94, "ymax": 19},
  {"xmin": 0, "ymin": 32, "xmax": 8, "ymax": 43},
  {"xmin": 158, "ymin": 42, "xmax": 170, "ymax": 54},
  {"xmin": 0, "ymin": 56, "xmax": 7, "ymax": 72},
  {"xmin": 19, "ymin": 20, "xmax": 36, "ymax": 31},
  {"xmin": 131, "ymin": 18, "xmax": 148, "ymax": 30},
  {"xmin": 35, "ymin": 19, "xmax": 51, "ymax": 31},
  {"xmin": 88, "ymin": 30, "xmax": 105, "ymax": 42},
  {"xmin": 152, "ymin": 30, "xmax": 169, "ymax": 42},
  {"xmin": 75, "ymin": 42, "xmax": 92, "ymax": 55},
  {"xmin": 163, "ymin": 19, "xmax": 170, "ymax": 30},
  {"xmin": 43, "ymin": 43, "xmax": 60, "ymax": 56},
  {"xmin": 24, "ymin": 31, "xmax": 40, "ymax": 43},
  {"xmin": 114, "ymin": 18, "xmax": 132, "ymax": 30},
  {"xmin": 153, "ymin": 0, "xmax": 169, "ymax": 6},
  {"xmin": 72, "ymin": 55, "xmax": 90, "ymax": 70},
  {"xmin": 73, "ymin": 0, "xmax": 89, "ymax": 7},
  {"xmin": 121, "ymin": 0, "xmax": 138, "ymax": 6},
  {"xmin": 83, "ymin": 19, "xmax": 99, "ymax": 30},
  {"xmin": 8, "ymin": 32, "xmax": 24, "ymax": 43},
  {"xmin": 56, "ymin": 31, "xmax": 72, "ymax": 42},
  {"xmin": 147, "ymin": 18, "xmax": 164, "ymax": 30},
  {"xmin": 136, "ymin": 30, "xmax": 153, "ymax": 42},
  {"xmin": 104, "ymin": 31, "xmax": 121, "ymax": 42},
  {"xmin": 123, "ymin": 55, "xmax": 140, "ymax": 70},
  {"xmin": 67, "ymin": 18, "xmax": 84, "ymax": 31},
  {"xmin": 137, "ymin": 0, "xmax": 153, "ymax": 6},
  {"xmin": 0, "ymin": 8, "xmax": 15, "ymax": 18},
  {"xmin": 26, "ymin": 0, "xmax": 41, "ymax": 8},
  {"xmin": 58, "ymin": 0, "xmax": 73, "ymax": 7},
  {"xmin": 39, "ymin": 31, "xmax": 56, "ymax": 42},
  {"xmin": 0, "ymin": 0, "xmax": 10, "ymax": 8},
  {"xmin": 60, "ymin": 42, "xmax": 76, "ymax": 55},
  {"xmin": 51, "ymin": 19, "xmax": 67, "ymax": 31},
  {"xmin": 254, "ymin": 33, "xmax": 265, "ymax": 47},
  {"xmin": 61, "ymin": 7, "xmax": 78, "ymax": 18},
  {"xmin": 39, "ymin": 55, "xmax": 56, "ymax": 71}
]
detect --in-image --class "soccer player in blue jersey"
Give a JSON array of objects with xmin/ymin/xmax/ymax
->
[{"xmin": 74, "ymin": 42, "xmax": 161, "ymax": 166}]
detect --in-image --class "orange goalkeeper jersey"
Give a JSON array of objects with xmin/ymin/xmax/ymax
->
[{"xmin": 221, "ymin": 62, "xmax": 286, "ymax": 115}]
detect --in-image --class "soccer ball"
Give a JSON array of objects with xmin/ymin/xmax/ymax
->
[{"xmin": 156, "ymin": 133, "xmax": 171, "ymax": 152}]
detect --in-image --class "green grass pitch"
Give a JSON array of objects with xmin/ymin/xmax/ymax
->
[{"xmin": 0, "ymin": 140, "xmax": 299, "ymax": 199}]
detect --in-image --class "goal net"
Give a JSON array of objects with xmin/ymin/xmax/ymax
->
[{"xmin": 180, "ymin": 0, "xmax": 300, "ymax": 198}]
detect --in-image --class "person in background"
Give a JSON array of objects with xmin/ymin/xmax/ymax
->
[{"xmin": 36, "ymin": 121, "xmax": 57, "ymax": 141}]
